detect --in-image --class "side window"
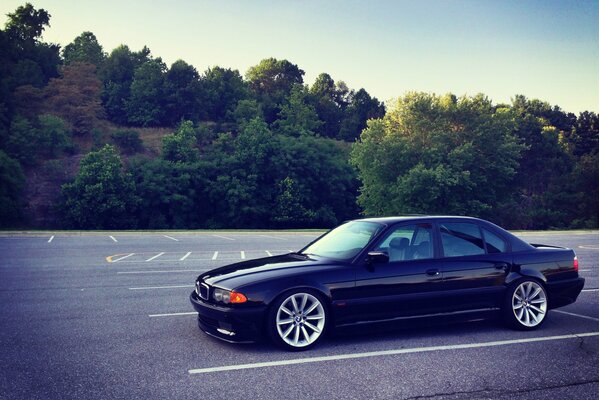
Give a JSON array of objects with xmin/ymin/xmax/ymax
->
[
  {"xmin": 374, "ymin": 223, "xmax": 433, "ymax": 261},
  {"xmin": 440, "ymin": 223, "xmax": 485, "ymax": 257},
  {"xmin": 482, "ymin": 228, "xmax": 507, "ymax": 253}
]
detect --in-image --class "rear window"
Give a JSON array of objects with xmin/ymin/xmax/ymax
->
[
  {"xmin": 440, "ymin": 223, "xmax": 485, "ymax": 257},
  {"xmin": 483, "ymin": 228, "xmax": 507, "ymax": 253}
]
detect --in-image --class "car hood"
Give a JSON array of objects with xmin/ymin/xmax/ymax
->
[{"xmin": 200, "ymin": 253, "xmax": 329, "ymax": 290}]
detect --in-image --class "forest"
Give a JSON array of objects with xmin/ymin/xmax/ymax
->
[{"xmin": 1, "ymin": 4, "xmax": 597, "ymax": 230}]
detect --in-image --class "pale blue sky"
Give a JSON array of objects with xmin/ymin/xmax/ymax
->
[{"xmin": 2, "ymin": 0, "xmax": 598, "ymax": 113}]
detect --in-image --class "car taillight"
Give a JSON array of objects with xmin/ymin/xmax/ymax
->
[{"xmin": 573, "ymin": 256, "xmax": 579, "ymax": 272}]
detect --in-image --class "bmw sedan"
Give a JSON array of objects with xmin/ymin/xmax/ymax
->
[{"xmin": 190, "ymin": 216, "xmax": 585, "ymax": 350}]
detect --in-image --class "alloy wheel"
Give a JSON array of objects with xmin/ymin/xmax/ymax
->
[
  {"xmin": 275, "ymin": 292, "xmax": 326, "ymax": 348},
  {"xmin": 512, "ymin": 281, "xmax": 547, "ymax": 328}
]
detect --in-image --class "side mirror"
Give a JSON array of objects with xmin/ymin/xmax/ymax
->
[{"xmin": 366, "ymin": 251, "xmax": 389, "ymax": 264}]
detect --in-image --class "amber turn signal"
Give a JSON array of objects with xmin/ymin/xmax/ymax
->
[{"xmin": 230, "ymin": 291, "xmax": 247, "ymax": 303}]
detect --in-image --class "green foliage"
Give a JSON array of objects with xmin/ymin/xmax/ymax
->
[
  {"xmin": 126, "ymin": 58, "xmax": 166, "ymax": 126},
  {"xmin": 351, "ymin": 93, "xmax": 524, "ymax": 220},
  {"xmin": 111, "ymin": 129, "xmax": 143, "ymax": 154},
  {"xmin": 63, "ymin": 31, "xmax": 105, "ymax": 67},
  {"xmin": 61, "ymin": 145, "xmax": 139, "ymax": 229},
  {"xmin": 162, "ymin": 120, "xmax": 199, "ymax": 162},
  {"xmin": 339, "ymin": 88, "xmax": 385, "ymax": 141},
  {"xmin": 271, "ymin": 177, "xmax": 316, "ymax": 227},
  {"xmin": 231, "ymin": 99, "xmax": 263, "ymax": 130},
  {"xmin": 202, "ymin": 66, "xmax": 248, "ymax": 121},
  {"xmin": 163, "ymin": 60, "xmax": 202, "ymax": 125},
  {"xmin": 5, "ymin": 3, "xmax": 50, "ymax": 43},
  {"xmin": 246, "ymin": 58, "xmax": 304, "ymax": 122},
  {"xmin": 0, "ymin": 150, "xmax": 25, "ymax": 226},
  {"xmin": 273, "ymin": 85, "xmax": 323, "ymax": 137},
  {"xmin": 6, "ymin": 114, "xmax": 72, "ymax": 164}
]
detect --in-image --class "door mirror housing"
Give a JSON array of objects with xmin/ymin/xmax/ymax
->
[{"xmin": 366, "ymin": 251, "xmax": 389, "ymax": 264}]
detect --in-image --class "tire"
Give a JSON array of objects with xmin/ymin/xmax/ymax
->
[
  {"xmin": 267, "ymin": 289, "xmax": 328, "ymax": 351},
  {"xmin": 503, "ymin": 278, "xmax": 548, "ymax": 330}
]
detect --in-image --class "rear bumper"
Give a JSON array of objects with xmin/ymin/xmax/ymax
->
[
  {"xmin": 189, "ymin": 291, "xmax": 266, "ymax": 343},
  {"xmin": 547, "ymin": 277, "xmax": 585, "ymax": 309}
]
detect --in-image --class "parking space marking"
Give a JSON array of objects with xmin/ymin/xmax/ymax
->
[
  {"xmin": 213, "ymin": 235, "xmax": 235, "ymax": 241},
  {"xmin": 212, "ymin": 251, "xmax": 218, "ymax": 260},
  {"xmin": 111, "ymin": 253, "xmax": 135, "ymax": 262},
  {"xmin": 129, "ymin": 284, "xmax": 193, "ymax": 290},
  {"xmin": 579, "ymin": 245, "xmax": 599, "ymax": 250},
  {"xmin": 48, "ymin": 235, "xmax": 54, "ymax": 243},
  {"xmin": 241, "ymin": 251, "xmax": 246, "ymax": 259},
  {"xmin": 188, "ymin": 331, "xmax": 599, "ymax": 375},
  {"xmin": 260, "ymin": 234, "xmax": 287, "ymax": 241},
  {"xmin": 146, "ymin": 252, "xmax": 165, "ymax": 262},
  {"xmin": 180, "ymin": 252, "xmax": 191, "ymax": 261},
  {"xmin": 117, "ymin": 270, "xmax": 207, "ymax": 274},
  {"xmin": 582, "ymin": 288, "xmax": 599, "ymax": 292},
  {"xmin": 266, "ymin": 250, "xmax": 272, "ymax": 256},
  {"xmin": 554, "ymin": 310, "xmax": 599, "ymax": 323},
  {"xmin": 109, "ymin": 235, "xmax": 118, "ymax": 242},
  {"xmin": 164, "ymin": 235, "xmax": 179, "ymax": 241},
  {"xmin": 149, "ymin": 311, "xmax": 198, "ymax": 317}
]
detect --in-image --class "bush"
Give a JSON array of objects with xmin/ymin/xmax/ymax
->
[{"xmin": 111, "ymin": 129, "xmax": 143, "ymax": 154}]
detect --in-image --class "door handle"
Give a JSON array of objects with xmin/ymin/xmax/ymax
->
[
  {"xmin": 426, "ymin": 269, "xmax": 440, "ymax": 276},
  {"xmin": 494, "ymin": 262, "xmax": 509, "ymax": 270}
]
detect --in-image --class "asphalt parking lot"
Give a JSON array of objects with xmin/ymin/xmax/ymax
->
[{"xmin": 1, "ymin": 231, "xmax": 598, "ymax": 399}]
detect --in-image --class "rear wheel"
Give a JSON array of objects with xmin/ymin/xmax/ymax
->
[
  {"xmin": 268, "ymin": 290, "xmax": 328, "ymax": 351},
  {"xmin": 503, "ymin": 279, "xmax": 548, "ymax": 330}
]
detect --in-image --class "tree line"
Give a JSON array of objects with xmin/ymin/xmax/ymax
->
[{"xmin": 0, "ymin": 3, "xmax": 597, "ymax": 229}]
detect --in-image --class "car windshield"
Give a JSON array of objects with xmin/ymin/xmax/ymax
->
[{"xmin": 301, "ymin": 221, "xmax": 383, "ymax": 260}]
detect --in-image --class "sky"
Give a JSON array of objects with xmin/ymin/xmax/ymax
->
[{"xmin": 2, "ymin": 0, "xmax": 598, "ymax": 114}]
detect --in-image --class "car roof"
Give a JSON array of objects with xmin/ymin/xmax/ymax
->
[{"xmin": 355, "ymin": 215, "xmax": 483, "ymax": 224}]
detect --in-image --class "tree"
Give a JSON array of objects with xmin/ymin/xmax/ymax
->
[
  {"xmin": 273, "ymin": 85, "xmax": 322, "ymax": 137},
  {"xmin": 6, "ymin": 115, "xmax": 71, "ymax": 165},
  {"xmin": 246, "ymin": 58, "xmax": 304, "ymax": 122},
  {"xmin": 351, "ymin": 93, "xmax": 524, "ymax": 222},
  {"xmin": 61, "ymin": 145, "xmax": 139, "ymax": 229},
  {"xmin": 339, "ymin": 88, "xmax": 385, "ymax": 141},
  {"xmin": 126, "ymin": 58, "xmax": 166, "ymax": 126},
  {"xmin": 43, "ymin": 62, "xmax": 104, "ymax": 134},
  {"xmin": 162, "ymin": 120, "xmax": 199, "ymax": 162},
  {"xmin": 310, "ymin": 73, "xmax": 344, "ymax": 138},
  {"xmin": 570, "ymin": 111, "xmax": 599, "ymax": 157},
  {"xmin": 63, "ymin": 31, "xmax": 105, "ymax": 67},
  {"xmin": 0, "ymin": 150, "xmax": 25, "ymax": 226},
  {"xmin": 100, "ymin": 45, "xmax": 151, "ymax": 124},
  {"xmin": 202, "ymin": 66, "xmax": 248, "ymax": 121},
  {"xmin": 163, "ymin": 60, "xmax": 203, "ymax": 125},
  {"xmin": 5, "ymin": 3, "xmax": 50, "ymax": 44}
]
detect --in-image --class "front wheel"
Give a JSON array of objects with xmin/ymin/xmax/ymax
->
[
  {"xmin": 503, "ymin": 279, "xmax": 548, "ymax": 330},
  {"xmin": 268, "ymin": 290, "xmax": 328, "ymax": 351}
]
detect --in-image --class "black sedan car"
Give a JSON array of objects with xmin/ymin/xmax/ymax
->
[{"xmin": 190, "ymin": 216, "xmax": 585, "ymax": 350}]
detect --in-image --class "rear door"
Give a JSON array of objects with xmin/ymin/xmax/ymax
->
[{"xmin": 438, "ymin": 221, "xmax": 511, "ymax": 310}]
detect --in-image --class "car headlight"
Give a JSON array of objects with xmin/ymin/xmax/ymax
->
[{"xmin": 212, "ymin": 288, "xmax": 247, "ymax": 304}]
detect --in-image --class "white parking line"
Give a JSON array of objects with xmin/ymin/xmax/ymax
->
[
  {"xmin": 580, "ymin": 269, "xmax": 591, "ymax": 272},
  {"xmin": 554, "ymin": 310, "xmax": 599, "ymax": 323},
  {"xmin": 149, "ymin": 311, "xmax": 198, "ymax": 317},
  {"xmin": 240, "ymin": 251, "xmax": 246, "ymax": 259},
  {"xmin": 265, "ymin": 250, "xmax": 272, "ymax": 256},
  {"xmin": 582, "ymin": 288, "xmax": 599, "ymax": 292},
  {"xmin": 260, "ymin": 235, "xmax": 287, "ymax": 241},
  {"xmin": 212, "ymin": 251, "xmax": 218, "ymax": 260},
  {"xmin": 188, "ymin": 331, "xmax": 599, "ymax": 375},
  {"xmin": 129, "ymin": 285, "xmax": 193, "ymax": 290},
  {"xmin": 48, "ymin": 236, "xmax": 54, "ymax": 243},
  {"xmin": 579, "ymin": 245, "xmax": 599, "ymax": 250},
  {"xmin": 164, "ymin": 235, "xmax": 179, "ymax": 241},
  {"xmin": 146, "ymin": 252, "xmax": 165, "ymax": 262},
  {"xmin": 118, "ymin": 270, "xmax": 206, "ymax": 274},
  {"xmin": 109, "ymin": 235, "xmax": 118, "ymax": 242},
  {"xmin": 112, "ymin": 253, "xmax": 134, "ymax": 262},
  {"xmin": 213, "ymin": 235, "xmax": 235, "ymax": 241},
  {"xmin": 180, "ymin": 252, "xmax": 191, "ymax": 261}
]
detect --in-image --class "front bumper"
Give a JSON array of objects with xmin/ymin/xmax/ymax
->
[
  {"xmin": 547, "ymin": 277, "xmax": 585, "ymax": 309},
  {"xmin": 189, "ymin": 290, "xmax": 266, "ymax": 343}
]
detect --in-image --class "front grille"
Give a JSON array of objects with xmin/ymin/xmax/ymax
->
[{"xmin": 199, "ymin": 282, "xmax": 210, "ymax": 300}]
